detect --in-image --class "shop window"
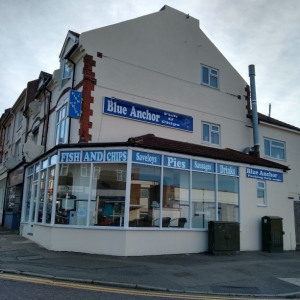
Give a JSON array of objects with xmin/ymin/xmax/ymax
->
[
  {"xmin": 56, "ymin": 164, "xmax": 91, "ymax": 226},
  {"xmin": 38, "ymin": 170, "xmax": 46, "ymax": 223},
  {"xmin": 192, "ymin": 172, "xmax": 215, "ymax": 229},
  {"xmin": 129, "ymin": 164, "xmax": 161, "ymax": 228},
  {"xmin": 90, "ymin": 163, "xmax": 127, "ymax": 227},
  {"xmin": 264, "ymin": 138, "xmax": 285, "ymax": 160},
  {"xmin": 55, "ymin": 104, "xmax": 68, "ymax": 145},
  {"xmin": 201, "ymin": 65, "xmax": 219, "ymax": 88},
  {"xmin": 202, "ymin": 122, "xmax": 220, "ymax": 146},
  {"xmin": 24, "ymin": 175, "xmax": 33, "ymax": 222},
  {"xmin": 257, "ymin": 181, "xmax": 266, "ymax": 206},
  {"xmin": 45, "ymin": 166, "xmax": 56, "ymax": 224},
  {"xmin": 161, "ymin": 168, "xmax": 190, "ymax": 228},
  {"xmin": 218, "ymin": 175, "xmax": 239, "ymax": 222}
]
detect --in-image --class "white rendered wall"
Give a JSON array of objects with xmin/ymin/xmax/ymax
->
[{"xmin": 80, "ymin": 6, "xmax": 252, "ymax": 151}]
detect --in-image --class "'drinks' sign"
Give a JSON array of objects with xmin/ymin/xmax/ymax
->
[{"xmin": 103, "ymin": 97, "xmax": 193, "ymax": 132}]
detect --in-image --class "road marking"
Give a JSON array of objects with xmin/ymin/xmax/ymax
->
[
  {"xmin": 278, "ymin": 278, "xmax": 300, "ymax": 287},
  {"xmin": 0, "ymin": 273, "xmax": 272, "ymax": 300}
]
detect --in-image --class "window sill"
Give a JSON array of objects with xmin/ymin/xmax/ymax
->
[
  {"xmin": 257, "ymin": 204, "xmax": 267, "ymax": 207},
  {"xmin": 201, "ymin": 83, "xmax": 219, "ymax": 90},
  {"xmin": 202, "ymin": 141, "xmax": 220, "ymax": 147},
  {"xmin": 264, "ymin": 155, "xmax": 285, "ymax": 162}
]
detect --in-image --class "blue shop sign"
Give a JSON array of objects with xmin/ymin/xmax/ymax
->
[
  {"xmin": 246, "ymin": 167, "xmax": 283, "ymax": 182},
  {"xmin": 192, "ymin": 160, "xmax": 215, "ymax": 173},
  {"xmin": 164, "ymin": 155, "xmax": 190, "ymax": 169},
  {"xmin": 132, "ymin": 151, "xmax": 161, "ymax": 166},
  {"xmin": 68, "ymin": 90, "xmax": 82, "ymax": 119},
  {"xmin": 106, "ymin": 150, "xmax": 127, "ymax": 162},
  {"xmin": 82, "ymin": 151, "xmax": 104, "ymax": 162},
  {"xmin": 103, "ymin": 97, "xmax": 193, "ymax": 132},
  {"xmin": 60, "ymin": 151, "xmax": 81, "ymax": 162},
  {"xmin": 217, "ymin": 164, "xmax": 238, "ymax": 176}
]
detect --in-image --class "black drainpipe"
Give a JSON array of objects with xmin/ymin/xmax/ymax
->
[{"xmin": 44, "ymin": 87, "xmax": 52, "ymax": 152}]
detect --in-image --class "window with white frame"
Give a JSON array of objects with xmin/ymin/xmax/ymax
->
[
  {"xmin": 6, "ymin": 124, "xmax": 11, "ymax": 143},
  {"xmin": 264, "ymin": 138, "xmax": 285, "ymax": 160},
  {"xmin": 17, "ymin": 108, "xmax": 23, "ymax": 129},
  {"xmin": 55, "ymin": 104, "xmax": 68, "ymax": 145},
  {"xmin": 201, "ymin": 65, "xmax": 219, "ymax": 88},
  {"xmin": 202, "ymin": 122, "xmax": 220, "ymax": 145},
  {"xmin": 14, "ymin": 140, "xmax": 20, "ymax": 158},
  {"xmin": 62, "ymin": 60, "xmax": 71, "ymax": 80},
  {"xmin": 257, "ymin": 181, "xmax": 266, "ymax": 206}
]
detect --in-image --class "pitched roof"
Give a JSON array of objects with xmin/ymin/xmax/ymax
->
[
  {"xmin": 258, "ymin": 112, "xmax": 300, "ymax": 132},
  {"xmin": 128, "ymin": 134, "xmax": 289, "ymax": 171}
]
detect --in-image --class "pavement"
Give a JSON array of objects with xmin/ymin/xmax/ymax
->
[{"xmin": 1, "ymin": 227, "xmax": 300, "ymax": 298}]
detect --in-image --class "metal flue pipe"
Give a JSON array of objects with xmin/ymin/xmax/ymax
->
[{"xmin": 249, "ymin": 64, "xmax": 260, "ymax": 157}]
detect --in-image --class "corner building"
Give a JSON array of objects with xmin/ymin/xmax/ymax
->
[{"xmin": 20, "ymin": 6, "xmax": 294, "ymax": 255}]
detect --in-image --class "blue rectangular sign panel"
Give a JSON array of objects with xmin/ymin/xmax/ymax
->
[
  {"xmin": 164, "ymin": 155, "xmax": 190, "ymax": 169},
  {"xmin": 217, "ymin": 164, "xmax": 239, "ymax": 176},
  {"xmin": 246, "ymin": 167, "xmax": 283, "ymax": 182},
  {"xmin": 103, "ymin": 97, "xmax": 193, "ymax": 132},
  {"xmin": 60, "ymin": 151, "xmax": 81, "ymax": 162},
  {"xmin": 106, "ymin": 150, "xmax": 127, "ymax": 162},
  {"xmin": 132, "ymin": 151, "xmax": 161, "ymax": 166},
  {"xmin": 69, "ymin": 90, "xmax": 82, "ymax": 119},
  {"xmin": 82, "ymin": 151, "xmax": 104, "ymax": 162},
  {"xmin": 192, "ymin": 160, "xmax": 215, "ymax": 173}
]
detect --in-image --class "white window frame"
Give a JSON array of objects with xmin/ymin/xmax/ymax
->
[
  {"xmin": 257, "ymin": 181, "xmax": 266, "ymax": 206},
  {"xmin": 201, "ymin": 122, "xmax": 220, "ymax": 146},
  {"xmin": 55, "ymin": 103, "xmax": 69, "ymax": 145},
  {"xmin": 17, "ymin": 108, "xmax": 23, "ymax": 129},
  {"xmin": 6, "ymin": 124, "xmax": 11, "ymax": 144},
  {"xmin": 14, "ymin": 139, "xmax": 21, "ymax": 158},
  {"xmin": 264, "ymin": 138, "xmax": 285, "ymax": 160},
  {"xmin": 62, "ymin": 60, "xmax": 71, "ymax": 80},
  {"xmin": 201, "ymin": 65, "xmax": 219, "ymax": 89}
]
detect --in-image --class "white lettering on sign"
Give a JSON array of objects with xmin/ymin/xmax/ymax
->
[
  {"xmin": 130, "ymin": 106, "xmax": 160, "ymax": 122},
  {"xmin": 167, "ymin": 157, "xmax": 186, "ymax": 169},
  {"xmin": 106, "ymin": 151, "xmax": 127, "ymax": 162},
  {"xmin": 135, "ymin": 152, "xmax": 158, "ymax": 164},
  {"xmin": 60, "ymin": 152, "xmax": 80, "ymax": 162},
  {"xmin": 107, "ymin": 100, "xmax": 127, "ymax": 115},
  {"xmin": 82, "ymin": 151, "xmax": 104, "ymax": 162},
  {"xmin": 194, "ymin": 161, "xmax": 212, "ymax": 172},
  {"xmin": 219, "ymin": 165, "xmax": 236, "ymax": 175}
]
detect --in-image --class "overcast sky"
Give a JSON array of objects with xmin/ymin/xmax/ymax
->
[{"xmin": 0, "ymin": 0, "xmax": 299, "ymax": 127}]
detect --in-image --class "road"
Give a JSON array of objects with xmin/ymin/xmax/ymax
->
[{"xmin": 0, "ymin": 273, "xmax": 280, "ymax": 300}]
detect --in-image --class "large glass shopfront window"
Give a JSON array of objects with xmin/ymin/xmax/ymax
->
[
  {"xmin": 192, "ymin": 172, "xmax": 215, "ymax": 229},
  {"xmin": 56, "ymin": 164, "xmax": 91, "ymax": 225},
  {"xmin": 22, "ymin": 149, "xmax": 241, "ymax": 230},
  {"xmin": 218, "ymin": 175, "xmax": 239, "ymax": 222},
  {"xmin": 129, "ymin": 164, "xmax": 161, "ymax": 227},
  {"xmin": 162, "ymin": 168, "xmax": 189, "ymax": 228},
  {"xmin": 90, "ymin": 163, "xmax": 127, "ymax": 227}
]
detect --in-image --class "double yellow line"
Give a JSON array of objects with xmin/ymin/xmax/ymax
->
[{"xmin": 0, "ymin": 273, "xmax": 268, "ymax": 300}]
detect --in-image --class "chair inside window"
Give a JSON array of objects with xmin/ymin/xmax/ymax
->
[{"xmin": 162, "ymin": 217, "xmax": 171, "ymax": 227}]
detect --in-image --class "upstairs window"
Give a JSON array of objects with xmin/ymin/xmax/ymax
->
[
  {"xmin": 55, "ymin": 104, "xmax": 68, "ymax": 145},
  {"xmin": 14, "ymin": 140, "xmax": 20, "ymax": 158},
  {"xmin": 202, "ymin": 65, "xmax": 219, "ymax": 89},
  {"xmin": 62, "ymin": 60, "xmax": 71, "ymax": 80},
  {"xmin": 17, "ymin": 108, "xmax": 23, "ymax": 129},
  {"xmin": 202, "ymin": 122, "xmax": 220, "ymax": 146},
  {"xmin": 257, "ymin": 181, "xmax": 266, "ymax": 206},
  {"xmin": 264, "ymin": 138, "xmax": 285, "ymax": 160},
  {"xmin": 6, "ymin": 124, "xmax": 11, "ymax": 143}
]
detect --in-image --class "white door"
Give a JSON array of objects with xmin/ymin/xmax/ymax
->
[{"xmin": 28, "ymin": 182, "xmax": 38, "ymax": 234}]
